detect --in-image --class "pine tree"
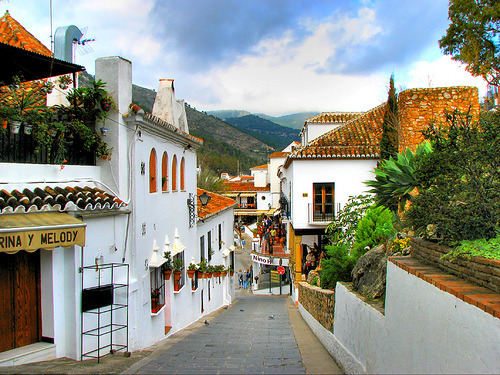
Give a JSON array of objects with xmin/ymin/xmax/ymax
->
[{"xmin": 380, "ymin": 75, "xmax": 398, "ymax": 161}]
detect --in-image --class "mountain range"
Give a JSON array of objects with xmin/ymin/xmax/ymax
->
[{"xmin": 208, "ymin": 110, "xmax": 320, "ymax": 130}]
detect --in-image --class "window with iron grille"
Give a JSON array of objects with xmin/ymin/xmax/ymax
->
[{"xmin": 313, "ymin": 183, "xmax": 335, "ymax": 221}]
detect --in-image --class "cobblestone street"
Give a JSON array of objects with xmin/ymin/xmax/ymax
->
[{"xmin": 126, "ymin": 293, "xmax": 305, "ymax": 374}]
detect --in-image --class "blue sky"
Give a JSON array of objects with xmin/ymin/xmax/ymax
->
[{"xmin": 3, "ymin": 0, "xmax": 487, "ymax": 116}]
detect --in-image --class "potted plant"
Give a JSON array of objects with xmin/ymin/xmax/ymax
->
[
  {"xmin": 228, "ymin": 266, "xmax": 234, "ymax": 276},
  {"xmin": 57, "ymin": 75, "xmax": 73, "ymax": 90},
  {"xmin": 197, "ymin": 259, "xmax": 207, "ymax": 278},
  {"xmin": 187, "ymin": 262, "xmax": 197, "ymax": 279},
  {"xmin": 163, "ymin": 251, "xmax": 173, "ymax": 280},
  {"xmin": 206, "ymin": 265, "xmax": 215, "ymax": 278},
  {"xmin": 221, "ymin": 266, "xmax": 228, "ymax": 277},
  {"xmin": 10, "ymin": 116, "xmax": 21, "ymax": 134}
]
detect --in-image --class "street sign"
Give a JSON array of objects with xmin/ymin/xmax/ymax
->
[{"xmin": 277, "ymin": 266, "xmax": 285, "ymax": 275}]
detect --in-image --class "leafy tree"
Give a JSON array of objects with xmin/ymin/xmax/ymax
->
[
  {"xmin": 197, "ymin": 167, "xmax": 227, "ymax": 193},
  {"xmin": 405, "ymin": 110, "xmax": 500, "ymax": 244},
  {"xmin": 439, "ymin": 0, "xmax": 500, "ymax": 86},
  {"xmin": 325, "ymin": 194, "xmax": 374, "ymax": 247},
  {"xmin": 365, "ymin": 142, "xmax": 432, "ymax": 213},
  {"xmin": 351, "ymin": 205, "xmax": 395, "ymax": 259},
  {"xmin": 380, "ymin": 75, "xmax": 399, "ymax": 160}
]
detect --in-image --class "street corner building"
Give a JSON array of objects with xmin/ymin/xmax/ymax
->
[{"xmin": 0, "ymin": 12, "xmax": 236, "ymax": 366}]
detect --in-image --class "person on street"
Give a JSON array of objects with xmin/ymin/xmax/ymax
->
[
  {"xmin": 238, "ymin": 269, "xmax": 243, "ymax": 289},
  {"xmin": 242, "ymin": 269, "xmax": 249, "ymax": 289}
]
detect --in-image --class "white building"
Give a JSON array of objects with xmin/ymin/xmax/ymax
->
[{"xmin": 0, "ymin": 17, "xmax": 236, "ymax": 364}]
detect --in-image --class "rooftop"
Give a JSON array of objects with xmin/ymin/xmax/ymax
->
[{"xmin": 197, "ymin": 188, "xmax": 237, "ymax": 219}]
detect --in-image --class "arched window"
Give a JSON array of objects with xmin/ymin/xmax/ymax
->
[
  {"xmin": 162, "ymin": 152, "xmax": 168, "ymax": 192},
  {"xmin": 172, "ymin": 155, "xmax": 178, "ymax": 191},
  {"xmin": 180, "ymin": 157, "xmax": 185, "ymax": 191},
  {"xmin": 149, "ymin": 148, "xmax": 157, "ymax": 193}
]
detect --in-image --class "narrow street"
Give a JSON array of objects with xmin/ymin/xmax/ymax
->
[
  {"xmin": 126, "ymin": 293, "xmax": 304, "ymax": 374},
  {"xmin": 0, "ymin": 231, "xmax": 342, "ymax": 374}
]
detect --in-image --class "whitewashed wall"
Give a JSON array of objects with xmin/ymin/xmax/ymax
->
[
  {"xmin": 322, "ymin": 262, "xmax": 500, "ymax": 374},
  {"xmin": 286, "ymin": 158, "xmax": 377, "ymax": 230}
]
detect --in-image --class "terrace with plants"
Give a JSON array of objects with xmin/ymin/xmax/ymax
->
[{"xmin": 0, "ymin": 76, "xmax": 113, "ymax": 165}]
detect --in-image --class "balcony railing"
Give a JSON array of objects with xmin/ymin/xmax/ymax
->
[
  {"xmin": 0, "ymin": 130, "xmax": 96, "ymax": 165},
  {"xmin": 308, "ymin": 203, "xmax": 335, "ymax": 223}
]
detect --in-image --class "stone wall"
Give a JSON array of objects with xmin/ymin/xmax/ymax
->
[
  {"xmin": 298, "ymin": 282, "xmax": 335, "ymax": 331},
  {"xmin": 410, "ymin": 238, "xmax": 500, "ymax": 293},
  {"xmin": 398, "ymin": 86, "xmax": 480, "ymax": 153}
]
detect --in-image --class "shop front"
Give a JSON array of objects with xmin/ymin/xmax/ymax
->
[{"xmin": 0, "ymin": 213, "xmax": 86, "ymax": 355}]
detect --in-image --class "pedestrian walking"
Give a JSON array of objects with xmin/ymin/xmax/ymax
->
[
  {"xmin": 238, "ymin": 269, "xmax": 243, "ymax": 288},
  {"xmin": 242, "ymin": 269, "xmax": 249, "ymax": 289},
  {"xmin": 263, "ymin": 228, "xmax": 270, "ymax": 253}
]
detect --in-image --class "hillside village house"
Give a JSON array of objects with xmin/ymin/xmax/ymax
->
[
  {"xmin": 281, "ymin": 86, "xmax": 480, "ymax": 302},
  {"xmin": 0, "ymin": 13, "xmax": 235, "ymax": 365}
]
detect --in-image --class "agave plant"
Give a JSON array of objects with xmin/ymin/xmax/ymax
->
[{"xmin": 365, "ymin": 142, "xmax": 432, "ymax": 213}]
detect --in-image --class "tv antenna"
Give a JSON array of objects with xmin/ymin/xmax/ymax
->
[{"xmin": 73, "ymin": 26, "xmax": 95, "ymax": 56}]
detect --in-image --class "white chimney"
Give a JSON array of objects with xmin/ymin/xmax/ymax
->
[{"xmin": 152, "ymin": 79, "xmax": 177, "ymax": 128}]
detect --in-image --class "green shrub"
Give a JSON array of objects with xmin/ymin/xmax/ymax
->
[
  {"xmin": 352, "ymin": 205, "xmax": 395, "ymax": 259},
  {"xmin": 320, "ymin": 243, "xmax": 356, "ymax": 290},
  {"xmin": 310, "ymin": 276, "xmax": 319, "ymax": 286},
  {"xmin": 444, "ymin": 236, "xmax": 500, "ymax": 260},
  {"xmin": 405, "ymin": 110, "xmax": 500, "ymax": 244}
]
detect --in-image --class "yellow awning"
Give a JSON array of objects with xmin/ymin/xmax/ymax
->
[
  {"xmin": 239, "ymin": 193, "xmax": 257, "ymax": 197},
  {"xmin": 0, "ymin": 212, "xmax": 86, "ymax": 253}
]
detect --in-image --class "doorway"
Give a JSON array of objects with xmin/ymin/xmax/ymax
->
[{"xmin": 0, "ymin": 250, "xmax": 41, "ymax": 352}]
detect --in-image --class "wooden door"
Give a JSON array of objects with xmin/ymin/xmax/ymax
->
[{"xmin": 0, "ymin": 251, "xmax": 41, "ymax": 352}]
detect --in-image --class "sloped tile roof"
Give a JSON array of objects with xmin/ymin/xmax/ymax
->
[
  {"xmin": 286, "ymin": 103, "xmax": 386, "ymax": 167},
  {"xmin": 197, "ymin": 188, "xmax": 237, "ymax": 219},
  {"xmin": 126, "ymin": 103, "xmax": 203, "ymax": 146},
  {"xmin": 251, "ymin": 164, "xmax": 268, "ymax": 170},
  {"xmin": 306, "ymin": 112, "xmax": 364, "ymax": 123},
  {"xmin": 0, "ymin": 11, "xmax": 52, "ymax": 56},
  {"xmin": 222, "ymin": 181, "xmax": 270, "ymax": 192},
  {"xmin": 269, "ymin": 152, "xmax": 288, "ymax": 158},
  {"xmin": 0, "ymin": 185, "xmax": 127, "ymax": 214}
]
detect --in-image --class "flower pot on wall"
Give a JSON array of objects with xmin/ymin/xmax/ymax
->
[
  {"xmin": 10, "ymin": 120, "xmax": 21, "ymax": 134},
  {"xmin": 24, "ymin": 123, "xmax": 33, "ymax": 135},
  {"xmin": 187, "ymin": 270, "xmax": 196, "ymax": 279},
  {"xmin": 164, "ymin": 270, "xmax": 172, "ymax": 280}
]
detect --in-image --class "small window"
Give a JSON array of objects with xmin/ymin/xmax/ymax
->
[
  {"xmin": 218, "ymin": 223, "xmax": 222, "ymax": 250},
  {"xmin": 313, "ymin": 183, "xmax": 335, "ymax": 221},
  {"xmin": 172, "ymin": 155, "xmax": 178, "ymax": 191},
  {"xmin": 150, "ymin": 268, "xmax": 165, "ymax": 313},
  {"xmin": 208, "ymin": 231, "xmax": 212, "ymax": 262},
  {"xmin": 180, "ymin": 157, "xmax": 185, "ymax": 191},
  {"xmin": 200, "ymin": 236, "xmax": 205, "ymax": 261},
  {"xmin": 149, "ymin": 149, "xmax": 157, "ymax": 193},
  {"xmin": 173, "ymin": 252, "xmax": 185, "ymax": 291},
  {"xmin": 162, "ymin": 152, "xmax": 168, "ymax": 192}
]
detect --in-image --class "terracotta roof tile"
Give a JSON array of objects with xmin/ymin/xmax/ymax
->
[
  {"xmin": 197, "ymin": 188, "xmax": 237, "ymax": 219},
  {"xmin": 269, "ymin": 152, "xmax": 288, "ymax": 158},
  {"xmin": 251, "ymin": 164, "xmax": 268, "ymax": 170},
  {"xmin": 0, "ymin": 11, "xmax": 52, "ymax": 56},
  {"xmin": 127, "ymin": 103, "xmax": 203, "ymax": 145},
  {"xmin": 222, "ymin": 181, "xmax": 270, "ymax": 192},
  {"xmin": 0, "ymin": 185, "xmax": 127, "ymax": 214},
  {"xmin": 306, "ymin": 112, "xmax": 363, "ymax": 123},
  {"xmin": 286, "ymin": 103, "xmax": 386, "ymax": 167}
]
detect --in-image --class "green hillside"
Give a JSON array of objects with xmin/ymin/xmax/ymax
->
[{"xmin": 224, "ymin": 114, "xmax": 300, "ymax": 151}]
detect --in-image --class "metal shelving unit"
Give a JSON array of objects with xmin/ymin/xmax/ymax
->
[{"xmin": 80, "ymin": 263, "xmax": 129, "ymax": 362}]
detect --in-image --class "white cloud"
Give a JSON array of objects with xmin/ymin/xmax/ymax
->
[{"xmin": 404, "ymin": 56, "xmax": 488, "ymax": 97}]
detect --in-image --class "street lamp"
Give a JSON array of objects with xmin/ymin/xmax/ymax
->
[{"xmin": 198, "ymin": 191, "xmax": 211, "ymax": 206}]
